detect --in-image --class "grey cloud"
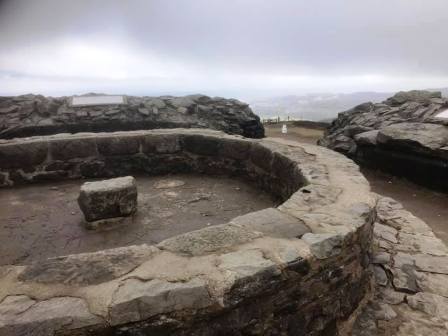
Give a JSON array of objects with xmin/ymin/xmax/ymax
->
[{"xmin": 0, "ymin": 0, "xmax": 447, "ymax": 96}]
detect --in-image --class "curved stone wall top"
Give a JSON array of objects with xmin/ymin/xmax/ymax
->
[
  {"xmin": 0, "ymin": 129, "xmax": 375, "ymax": 335},
  {"xmin": 0, "ymin": 94, "xmax": 264, "ymax": 139}
]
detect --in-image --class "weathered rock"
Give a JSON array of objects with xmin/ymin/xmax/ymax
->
[
  {"xmin": 319, "ymin": 90, "xmax": 448, "ymax": 190},
  {"xmin": 414, "ymin": 254, "xmax": 448, "ymax": 274},
  {"xmin": 407, "ymin": 292, "xmax": 448, "ymax": 321},
  {"xmin": 157, "ymin": 223, "xmax": 261, "ymax": 256},
  {"xmin": 231, "ymin": 207, "xmax": 310, "ymax": 238},
  {"xmin": 376, "ymin": 197, "xmax": 433, "ymax": 236},
  {"xmin": 109, "ymin": 278, "xmax": 213, "ymax": 326},
  {"xmin": 374, "ymin": 223, "xmax": 398, "ymax": 244},
  {"xmin": 217, "ymin": 249, "xmax": 282, "ymax": 305},
  {"xmin": 354, "ymin": 130, "xmax": 379, "ymax": 146},
  {"xmin": 0, "ymin": 296, "xmax": 104, "ymax": 335},
  {"xmin": 377, "ymin": 122, "xmax": 448, "ymax": 151},
  {"xmin": 352, "ymin": 305, "xmax": 380, "ymax": 336},
  {"xmin": 0, "ymin": 295, "xmax": 36, "ymax": 317},
  {"xmin": 385, "ymin": 90, "xmax": 442, "ymax": 106},
  {"xmin": 301, "ymin": 233, "xmax": 343, "ymax": 259},
  {"xmin": 18, "ymin": 244, "xmax": 157, "ymax": 285},
  {"xmin": 0, "ymin": 93, "xmax": 264, "ymax": 139},
  {"xmin": 373, "ymin": 265, "xmax": 389, "ymax": 286},
  {"xmin": 0, "ymin": 140, "xmax": 48, "ymax": 169},
  {"xmin": 397, "ymin": 232, "xmax": 448, "ymax": 256},
  {"xmin": 417, "ymin": 272, "xmax": 448, "ymax": 298},
  {"xmin": 77, "ymin": 176, "xmax": 138, "ymax": 222},
  {"xmin": 391, "ymin": 267, "xmax": 419, "ymax": 293},
  {"xmin": 378, "ymin": 287, "xmax": 405, "ymax": 305},
  {"xmin": 373, "ymin": 303, "xmax": 397, "ymax": 321},
  {"xmin": 49, "ymin": 137, "xmax": 98, "ymax": 161},
  {"xmin": 372, "ymin": 251, "xmax": 391, "ymax": 265},
  {"xmin": 395, "ymin": 311, "xmax": 448, "ymax": 336}
]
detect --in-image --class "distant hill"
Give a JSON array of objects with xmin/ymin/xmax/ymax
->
[{"xmin": 249, "ymin": 89, "xmax": 448, "ymax": 122}]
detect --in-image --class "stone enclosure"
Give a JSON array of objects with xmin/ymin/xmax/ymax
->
[{"xmin": 0, "ymin": 129, "xmax": 376, "ymax": 335}]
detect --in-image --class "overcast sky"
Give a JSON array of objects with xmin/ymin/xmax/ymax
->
[{"xmin": 0, "ymin": 0, "xmax": 447, "ymax": 99}]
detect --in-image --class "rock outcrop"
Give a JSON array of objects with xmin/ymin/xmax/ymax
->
[
  {"xmin": 0, "ymin": 94, "xmax": 264, "ymax": 139},
  {"xmin": 319, "ymin": 90, "xmax": 448, "ymax": 190}
]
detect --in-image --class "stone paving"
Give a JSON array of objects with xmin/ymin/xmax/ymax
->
[{"xmin": 353, "ymin": 196, "xmax": 448, "ymax": 335}]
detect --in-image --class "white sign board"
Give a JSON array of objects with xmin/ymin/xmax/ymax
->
[
  {"xmin": 72, "ymin": 95, "xmax": 125, "ymax": 106},
  {"xmin": 435, "ymin": 109, "xmax": 448, "ymax": 119}
]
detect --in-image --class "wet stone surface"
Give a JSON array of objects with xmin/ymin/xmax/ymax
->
[{"xmin": 0, "ymin": 174, "xmax": 274, "ymax": 265}]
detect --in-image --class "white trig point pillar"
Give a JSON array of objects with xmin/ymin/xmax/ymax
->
[{"xmin": 282, "ymin": 124, "xmax": 288, "ymax": 134}]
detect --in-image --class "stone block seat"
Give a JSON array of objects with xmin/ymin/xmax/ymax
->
[
  {"xmin": 78, "ymin": 176, "xmax": 138, "ymax": 223},
  {"xmin": 0, "ymin": 129, "xmax": 376, "ymax": 335}
]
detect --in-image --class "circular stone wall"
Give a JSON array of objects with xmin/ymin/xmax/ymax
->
[{"xmin": 0, "ymin": 129, "xmax": 375, "ymax": 335}]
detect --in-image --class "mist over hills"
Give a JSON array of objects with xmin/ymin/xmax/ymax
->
[{"xmin": 249, "ymin": 88, "xmax": 448, "ymax": 121}]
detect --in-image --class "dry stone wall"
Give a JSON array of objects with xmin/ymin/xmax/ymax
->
[
  {"xmin": 0, "ymin": 129, "xmax": 375, "ymax": 335},
  {"xmin": 0, "ymin": 94, "xmax": 264, "ymax": 139}
]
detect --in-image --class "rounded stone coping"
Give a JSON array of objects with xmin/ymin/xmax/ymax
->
[{"xmin": 0, "ymin": 129, "xmax": 376, "ymax": 334}]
